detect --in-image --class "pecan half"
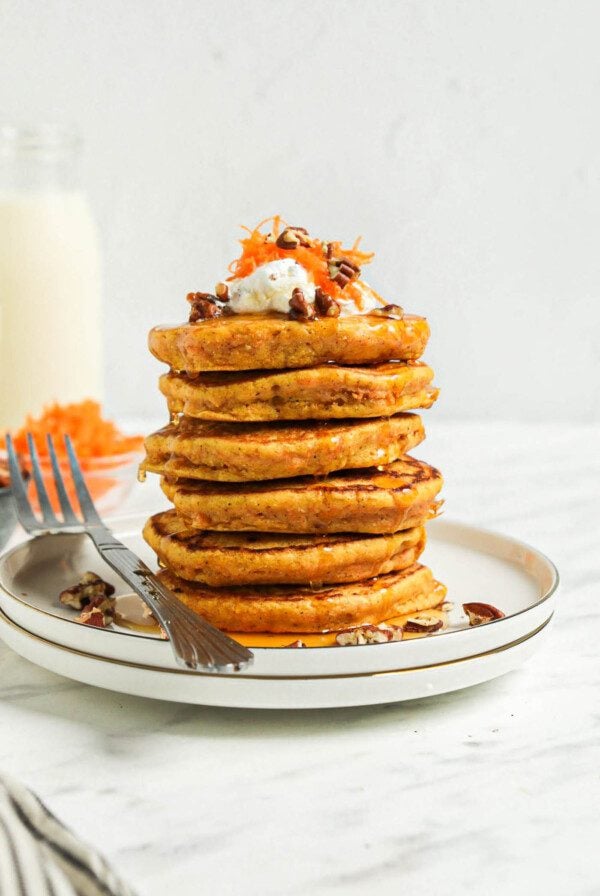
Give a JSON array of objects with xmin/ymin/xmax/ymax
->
[
  {"xmin": 276, "ymin": 226, "xmax": 312, "ymax": 250},
  {"xmin": 463, "ymin": 602, "xmax": 505, "ymax": 626},
  {"xmin": 335, "ymin": 623, "xmax": 403, "ymax": 646},
  {"xmin": 289, "ymin": 287, "xmax": 316, "ymax": 321},
  {"xmin": 59, "ymin": 572, "xmax": 115, "ymax": 611},
  {"xmin": 368, "ymin": 304, "xmax": 404, "ymax": 320},
  {"xmin": 187, "ymin": 292, "xmax": 222, "ymax": 322},
  {"xmin": 314, "ymin": 287, "xmax": 340, "ymax": 318},
  {"xmin": 403, "ymin": 615, "xmax": 443, "ymax": 634}
]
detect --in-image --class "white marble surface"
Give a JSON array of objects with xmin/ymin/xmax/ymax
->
[{"xmin": 0, "ymin": 421, "xmax": 598, "ymax": 896}]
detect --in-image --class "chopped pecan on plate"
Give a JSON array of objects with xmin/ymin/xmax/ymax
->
[
  {"xmin": 462, "ymin": 602, "xmax": 505, "ymax": 626},
  {"xmin": 403, "ymin": 615, "xmax": 443, "ymax": 633},
  {"xmin": 60, "ymin": 572, "xmax": 117, "ymax": 628},
  {"xmin": 59, "ymin": 571, "xmax": 115, "ymax": 611},
  {"xmin": 76, "ymin": 594, "xmax": 117, "ymax": 628},
  {"xmin": 335, "ymin": 623, "xmax": 403, "ymax": 646}
]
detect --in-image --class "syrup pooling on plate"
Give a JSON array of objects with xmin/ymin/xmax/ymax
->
[
  {"xmin": 232, "ymin": 586, "xmax": 448, "ymax": 647},
  {"xmin": 114, "ymin": 587, "xmax": 448, "ymax": 647}
]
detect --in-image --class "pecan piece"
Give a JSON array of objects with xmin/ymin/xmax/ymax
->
[
  {"xmin": 314, "ymin": 287, "xmax": 340, "ymax": 318},
  {"xmin": 403, "ymin": 615, "xmax": 443, "ymax": 633},
  {"xmin": 463, "ymin": 603, "xmax": 505, "ymax": 626},
  {"xmin": 59, "ymin": 571, "xmax": 115, "ymax": 611},
  {"xmin": 77, "ymin": 599, "xmax": 115, "ymax": 628},
  {"xmin": 187, "ymin": 292, "xmax": 222, "ymax": 322},
  {"xmin": 328, "ymin": 257, "xmax": 361, "ymax": 289},
  {"xmin": 289, "ymin": 287, "xmax": 316, "ymax": 321},
  {"xmin": 335, "ymin": 623, "xmax": 403, "ymax": 646},
  {"xmin": 77, "ymin": 607, "xmax": 107, "ymax": 627},
  {"xmin": 368, "ymin": 304, "xmax": 404, "ymax": 320},
  {"xmin": 77, "ymin": 592, "xmax": 117, "ymax": 626},
  {"xmin": 187, "ymin": 291, "xmax": 218, "ymax": 305},
  {"xmin": 276, "ymin": 226, "xmax": 311, "ymax": 250},
  {"xmin": 214, "ymin": 282, "xmax": 230, "ymax": 302},
  {"xmin": 285, "ymin": 640, "xmax": 307, "ymax": 648},
  {"xmin": 339, "ymin": 259, "xmax": 360, "ymax": 275}
]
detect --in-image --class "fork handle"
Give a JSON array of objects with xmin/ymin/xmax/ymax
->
[{"xmin": 86, "ymin": 530, "xmax": 253, "ymax": 672}]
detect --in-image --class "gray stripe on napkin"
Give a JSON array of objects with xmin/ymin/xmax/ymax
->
[{"xmin": 0, "ymin": 775, "xmax": 136, "ymax": 896}]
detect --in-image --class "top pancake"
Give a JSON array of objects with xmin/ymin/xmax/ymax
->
[{"xmin": 149, "ymin": 313, "xmax": 430, "ymax": 372}]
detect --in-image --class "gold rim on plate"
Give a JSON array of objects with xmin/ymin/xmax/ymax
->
[{"xmin": 0, "ymin": 606, "xmax": 552, "ymax": 681}]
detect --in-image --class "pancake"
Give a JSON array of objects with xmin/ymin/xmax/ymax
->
[
  {"xmin": 141, "ymin": 413, "xmax": 424, "ymax": 482},
  {"xmin": 160, "ymin": 457, "xmax": 443, "ymax": 534},
  {"xmin": 159, "ymin": 361, "xmax": 438, "ymax": 422},
  {"xmin": 156, "ymin": 564, "xmax": 445, "ymax": 633},
  {"xmin": 143, "ymin": 510, "xmax": 426, "ymax": 586},
  {"xmin": 148, "ymin": 313, "xmax": 430, "ymax": 372}
]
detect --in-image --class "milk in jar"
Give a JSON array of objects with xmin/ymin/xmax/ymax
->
[{"xmin": 0, "ymin": 126, "xmax": 103, "ymax": 429}]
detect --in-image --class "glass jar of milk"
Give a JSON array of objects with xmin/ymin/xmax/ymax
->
[{"xmin": 0, "ymin": 125, "xmax": 103, "ymax": 429}]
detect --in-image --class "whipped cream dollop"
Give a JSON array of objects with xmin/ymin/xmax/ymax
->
[
  {"xmin": 227, "ymin": 259, "xmax": 315, "ymax": 314},
  {"xmin": 226, "ymin": 259, "xmax": 382, "ymax": 316}
]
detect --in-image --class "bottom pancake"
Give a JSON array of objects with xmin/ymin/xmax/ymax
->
[{"xmin": 157, "ymin": 564, "xmax": 445, "ymax": 633}]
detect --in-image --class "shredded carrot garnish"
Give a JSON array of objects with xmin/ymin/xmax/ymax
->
[
  {"xmin": 2, "ymin": 400, "xmax": 143, "ymax": 460},
  {"xmin": 227, "ymin": 217, "xmax": 380, "ymax": 306}
]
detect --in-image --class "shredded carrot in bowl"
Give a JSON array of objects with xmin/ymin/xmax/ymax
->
[
  {"xmin": 1, "ymin": 400, "xmax": 144, "ymax": 461},
  {"xmin": 1, "ymin": 401, "xmax": 144, "ymax": 509}
]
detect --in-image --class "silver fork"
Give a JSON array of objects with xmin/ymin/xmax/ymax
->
[{"xmin": 5, "ymin": 433, "xmax": 253, "ymax": 673}]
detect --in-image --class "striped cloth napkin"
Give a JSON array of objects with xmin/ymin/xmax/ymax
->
[{"xmin": 0, "ymin": 775, "xmax": 135, "ymax": 896}]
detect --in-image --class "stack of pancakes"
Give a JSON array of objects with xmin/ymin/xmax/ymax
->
[{"xmin": 141, "ymin": 312, "xmax": 444, "ymax": 634}]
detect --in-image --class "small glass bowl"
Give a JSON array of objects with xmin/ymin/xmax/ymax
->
[
  {"xmin": 0, "ymin": 449, "xmax": 144, "ymax": 523},
  {"xmin": 37, "ymin": 450, "xmax": 144, "ymax": 517}
]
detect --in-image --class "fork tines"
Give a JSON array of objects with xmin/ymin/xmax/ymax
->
[{"xmin": 5, "ymin": 433, "xmax": 97, "ymax": 533}]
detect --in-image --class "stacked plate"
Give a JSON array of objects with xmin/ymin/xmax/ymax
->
[{"xmin": 0, "ymin": 515, "xmax": 558, "ymax": 709}]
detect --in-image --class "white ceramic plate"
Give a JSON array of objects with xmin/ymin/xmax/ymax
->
[
  {"xmin": 0, "ymin": 515, "xmax": 558, "ymax": 707},
  {"xmin": 0, "ymin": 607, "xmax": 552, "ymax": 709}
]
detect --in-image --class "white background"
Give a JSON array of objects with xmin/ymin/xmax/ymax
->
[{"xmin": 2, "ymin": 0, "xmax": 599, "ymax": 422}]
